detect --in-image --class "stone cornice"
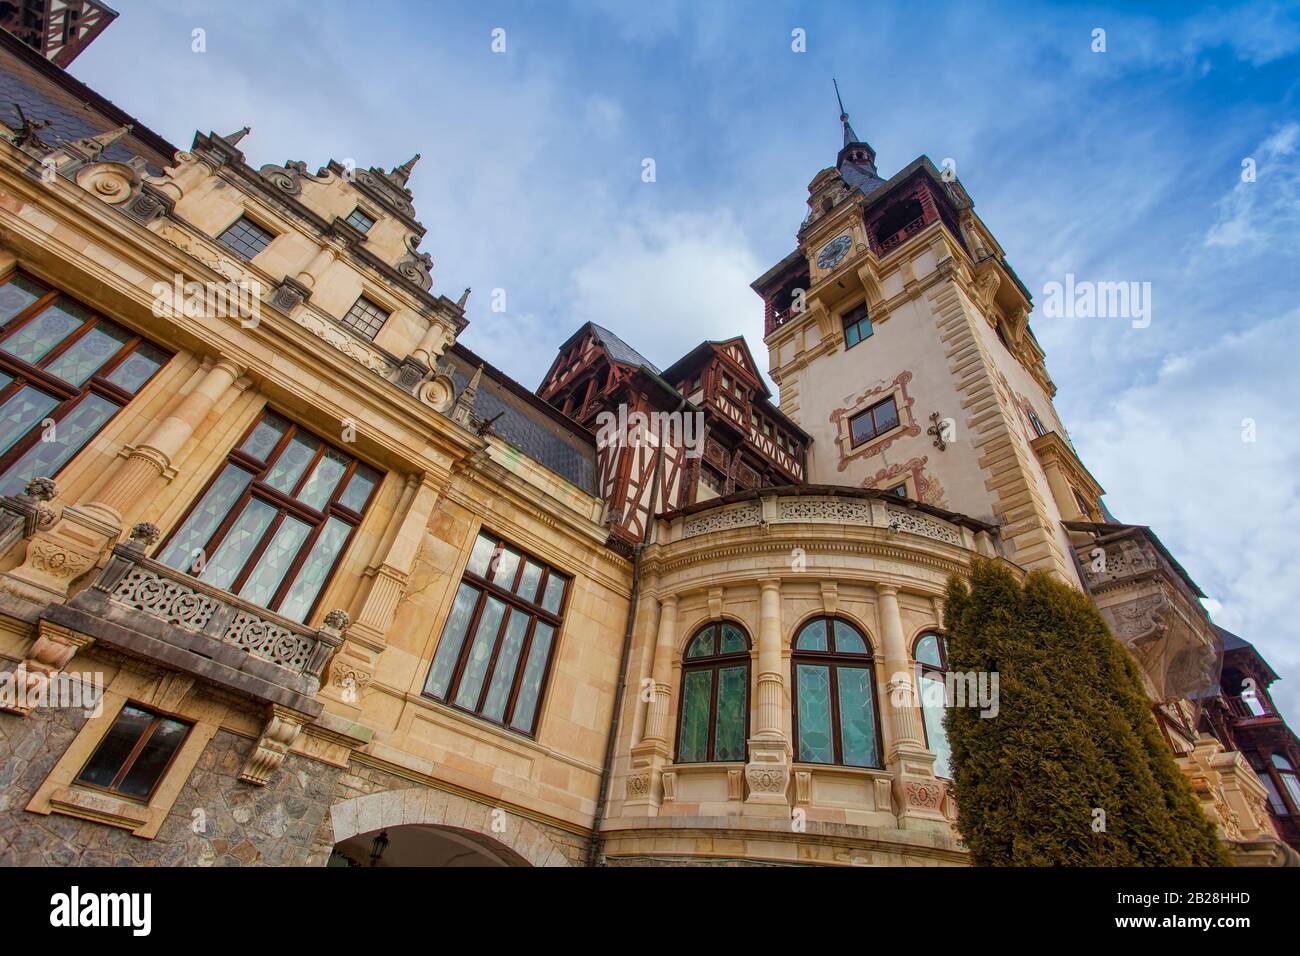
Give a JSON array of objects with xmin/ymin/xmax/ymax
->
[{"xmin": 1031, "ymin": 431, "xmax": 1105, "ymax": 499}]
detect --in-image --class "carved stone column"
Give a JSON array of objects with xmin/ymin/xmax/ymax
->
[
  {"xmin": 626, "ymin": 594, "xmax": 677, "ymax": 811},
  {"xmin": 746, "ymin": 578, "xmax": 791, "ymax": 804},
  {"xmin": 86, "ymin": 357, "xmax": 247, "ymax": 525},
  {"xmin": 876, "ymin": 584, "xmax": 945, "ymax": 826},
  {"xmin": 324, "ymin": 472, "xmax": 444, "ymax": 716},
  {"xmin": 0, "ymin": 357, "xmax": 246, "ymax": 604}
]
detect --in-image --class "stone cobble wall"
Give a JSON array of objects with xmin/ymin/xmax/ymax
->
[{"xmin": 0, "ymin": 706, "xmax": 341, "ymax": 866}]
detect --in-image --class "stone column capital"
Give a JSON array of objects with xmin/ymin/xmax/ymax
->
[
  {"xmin": 759, "ymin": 578, "xmax": 781, "ymax": 594},
  {"xmin": 875, "ymin": 583, "xmax": 901, "ymax": 598}
]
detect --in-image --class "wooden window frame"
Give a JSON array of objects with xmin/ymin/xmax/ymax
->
[
  {"xmin": 674, "ymin": 622, "xmax": 752, "ymax": 764},
  {"xmin": 791, "ymin": 617, "xmax": 883, "ymax": 769},
  {"xmin": 423, "ymin": 531, "xmax": 571, "ymax": 737},
  {"xmin": 841, "ymin": 301, "xmax": 873, "ymax": 349},
  {"xmin": 74, "ymin": 702, "xmax": 193, "ymax": 803},
  {"xmin": 848, "ymin": 394, "xmax": 900, "ymax": 448},
  {"xmin": 0, "ymin": 272, "xmax": 170, "ymax": 490},
  {"xmin": 155, "ymin": 409, "xmax": 382, "ymax": 622}
]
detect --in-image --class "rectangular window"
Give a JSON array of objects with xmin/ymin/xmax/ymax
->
[
  {"xmin": 848, "ymin": 395, "xmax": 900, "ymax": 447},
  {"xmin": 842, "ymin": 302, "xmax": 872, "ymax": 348},
  {"xmin": 423, "ymin": 530, "xmax": 569, "ymax": 736},
  {"xmin": 156, "ymin": 409, "xmax": 382, "ymax": 623},
  {"xmin": 1027, "ymin": 408, "xmax": 1048, "ymax": 438},
  {"xmin": 344, "ymin": 208, "xmax": 376, "ymax": 234},
  {"xmin": 341, "ymin": 296, "xmax": 389, "ymax": 341},
  {"xmin": 216, "ymin": 216, "xmax": 274, "ymax": 260},
  {"xmin": 0, "ymin": 272, "xmax": 169, "ymax": 496},
  {"xmin": 75, "ymin": 704, "xmax": 192, "ymax": 801}
]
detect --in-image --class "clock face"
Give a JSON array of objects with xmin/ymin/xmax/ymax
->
[{"xmin": 817, "ymin": 234, "xmax": 852, "ymax": 270}]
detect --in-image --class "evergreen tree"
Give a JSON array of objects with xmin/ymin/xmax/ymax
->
[{"xmin": 942, "ymin": 558, "xmax": 1228, "ymax": 866}]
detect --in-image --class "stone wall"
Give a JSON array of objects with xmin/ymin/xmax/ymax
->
[{"xmin": 0, "ymin": 705, "xmax": 341, "ymax": 866}]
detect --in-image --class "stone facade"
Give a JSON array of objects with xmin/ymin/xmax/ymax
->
[{"xmin": 0, "ymin": 17, "xmax": 1291, "ymax": 869}]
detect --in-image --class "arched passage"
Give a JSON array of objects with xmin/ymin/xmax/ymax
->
[{"xmin": 329, "ymin": 788, "xmax": 572, "ymax": 867}]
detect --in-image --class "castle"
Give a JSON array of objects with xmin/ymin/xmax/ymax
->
[{"xmin": 0, "ymin": 8, "xmax": 1295, "ymax": 867}]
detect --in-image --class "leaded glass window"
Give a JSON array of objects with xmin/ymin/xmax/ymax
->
[
  {"xmin": 216, "ymin": 216, "xmax": 274, "ymax": 260},
  {"xmin": 156, "ymin": 409, "xmax": 382, "ymax": 623},
  {"xmin": 0, "ymin": 272, "xmax": 169, "ymax": 496},
  {"xmin": 792, "ymin": 617, "xmax": 880, "ymax": 768},
  {"xmin": 423, "ymin": 530, "xmax": 570, "ymax": 737},
  {"xmin": 675, "ymin": 622, "xmax": 751, "ymax": 763},
  {"xmin": 341, "ymin": 296, "xmax": 389, "ymax": 341},
  {"xmin": 915, "ymin": 631, "xmax": 952, "ymax": 778}
]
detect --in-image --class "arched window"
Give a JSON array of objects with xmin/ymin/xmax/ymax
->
[
  {"xmin": 1271, "ymin": 754, "xmax": 1300, "ymax": 815},
  {"xmin": 914, "ymin": 632, "xmax": 952, "ymax": 779},
  {"xmin": 792, "ymin": 617, "xmax": 880, "ymax": 768},
  {"xmin": 676, "ymin": 622, "xmax": 750, "ymax": 763}
]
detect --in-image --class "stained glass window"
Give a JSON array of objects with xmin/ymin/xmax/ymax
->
[
  {"xmin": 424, "ymin": 530, "xmax": 570, "ymax": 737},
  {"xmin": 0, "ymin": 272, "xmax": 169, "ymax": 496},
  {"xmin": 792, "ymin": 617, "xmax": 881, "ymax": 768},
  {"xmin": 156, "ymin": 410, "xmax": 382, "ymax": 623},
  {"xmin": 915, "ymin": 631, "xmax": 952, "ymax": 778},
  {"xmin": 675, "ymin": 622, "xmax": 751, "ymax": 764}
]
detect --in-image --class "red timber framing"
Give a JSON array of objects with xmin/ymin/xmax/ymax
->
[{"xmin": 536, "ymin": 324, "xmax": 810, "ymax": 549}]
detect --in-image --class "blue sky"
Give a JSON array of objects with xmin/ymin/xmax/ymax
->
[{"xmin": 72, "ymin": 1, "xmax": 1300, "ymax": 721}]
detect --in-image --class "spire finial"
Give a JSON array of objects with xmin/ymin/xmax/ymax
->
[
  {"xmin": 390, "ymin": 153, "xmax": 421, "ymax": 185},
  {"xmin": 834, "ymin": 77, "xmax": 847, "ymax": 123},
  {"xmin": 222, "ymin": 126, "xmax": 251, "ymax": 146}
]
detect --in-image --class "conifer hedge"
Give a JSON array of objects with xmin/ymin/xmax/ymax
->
[{"xmin": 942, "ymin": 558, "xmax": 1228, "ymax": 866}]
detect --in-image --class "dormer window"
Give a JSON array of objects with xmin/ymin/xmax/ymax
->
[
  {"xmin": 342, "ymin": 295, "xmax": 389, "ymax": 341},
  {"xmin": 345, "ymin": 208, "xmax": 376, "ymax": 234},
  {"xmin": 216, "ymin": 215, "xmax": 274, "ymax": 260}
]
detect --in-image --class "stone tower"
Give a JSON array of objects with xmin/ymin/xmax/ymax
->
[{"xmin": 752, "ymin": 102, "xmax": 1105, "ymax": 583}]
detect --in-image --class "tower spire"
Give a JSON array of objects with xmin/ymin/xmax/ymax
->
[{"xmin": 834, "ymin": 78, "xmax": 859, "ymax": 147}]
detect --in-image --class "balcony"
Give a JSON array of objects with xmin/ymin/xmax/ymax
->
[{"xmin": 40, "ymin": 539, "xmax": 343, "ymax": 717}]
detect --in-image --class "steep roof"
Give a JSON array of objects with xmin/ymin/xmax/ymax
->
[{"xmin": 587, "ymin": 323, "xmax": 661, "ymax": 375}]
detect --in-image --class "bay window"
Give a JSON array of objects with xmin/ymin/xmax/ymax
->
[
  {"xmin": 0, "ymin": 272, "xmax": 169, "ymax": 496},
  {"xmin": 914, "ymin": 631, "xmax": 952, "ymax": 778},
  {"xmin": 676, "ymin": 622, "xmax": 750, "ymax": 763},
  {"xmin": 423, "ymin": 530, "xmax": 569, "ymax": 736},
  {"xmin": 156, "ymin": 409, "xmax": 382, "ymax": 623},
  {"xmin": 792, "ymin": 616, "xmax": 881, "ymax": 768}
]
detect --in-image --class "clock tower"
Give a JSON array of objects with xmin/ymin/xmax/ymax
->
[{"xmin": 753, "ymin": 100, "xmax": 1105, "ymax": 582}]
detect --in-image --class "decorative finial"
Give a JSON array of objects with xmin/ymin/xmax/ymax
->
[
  {"xmin": 73, "ymin": 124, "xmax": 133, "ymax": 157},
  {"xmin": 390, "ymin": 153, "xmax": 421, "ymax": 185},
  {"xmin": 222, "ymin": 126, "xmax": 251, "ymax": 146},
  {"xmin": 457, "ymin": 287, "xmax": 471, "ymax": 308}
]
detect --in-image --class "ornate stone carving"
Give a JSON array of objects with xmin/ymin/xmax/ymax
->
[
  {"xmin": 111, "ymin": 566, "xmax": 218, "ymax": 631},
  {"xmin": 745, "ymin": 765, "xmax": 789, "ymax": 795},
  {"xmin": 268, "ymin": 276, "xmax": 312, "ymax": 314},
  {"xmin": 905, "ymin": 781, "xmax": 943, "ymax": 810},
  {"xmin": 225, "ymin": 612, "xmax": 314, "ymax": 671},
  {"xmin": 74, "ymin": 160, "xmax": 140, "ymax": 204},
  {"xmin": 625, "ymin": 771, "xmax": 651, "ymax": 800},
  {"xmin": 239, "ymin": 707, "xmax": 309, "ymax": 786},
  {"xmin": 778, "ymin": 497, "xmax": 871, "ymax": 524},
  {"xmin": 395, "ymin": 234, "xmax": 434, "ymax": 290},
  {"xmin": 128, "ymin": 521, "xmax": 160, "ymax": 546},
  {"xmin": 682, "ymin": 503, "xmax": 761, "ymax": 538},
  {"xmin": 885, "ymin": 507, "xmax": 962, "ymax": 546},
  {"xmin": 324, "ymin": 608, "xmax": 350, "ymax": 631},
  {"xmin": 257, "ymin": 159, "xmax": 326, "ymax": 196}
]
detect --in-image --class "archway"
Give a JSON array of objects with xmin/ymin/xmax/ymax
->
[{"xmin": 329, "ymin": 788, "xmax": 572, "ymax": 867}]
